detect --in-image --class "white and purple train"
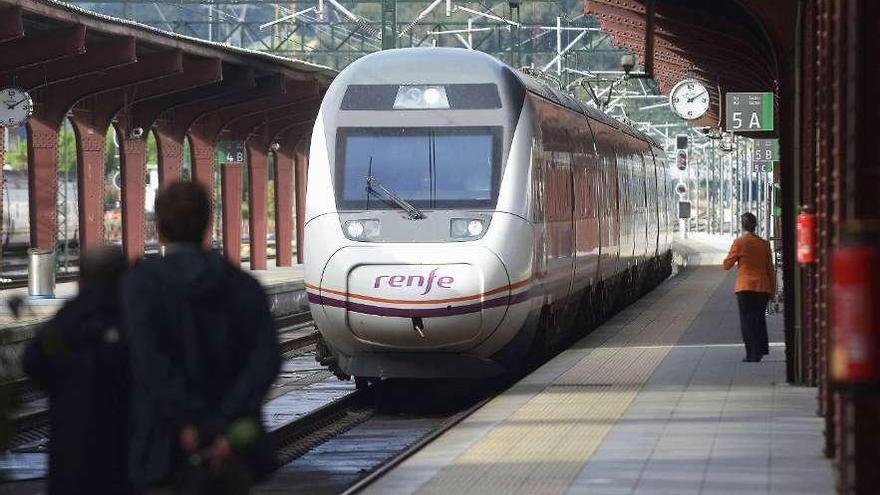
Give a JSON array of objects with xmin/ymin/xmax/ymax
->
[{"xmin": 304, "ymin": 48, "xmax": 676, "ymax": 382}]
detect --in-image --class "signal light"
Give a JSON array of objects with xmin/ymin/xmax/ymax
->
[
  {"xmin": 674, "ymin": 182, "xmax": 687, "ymax": 197},
  {"xmin": 677, "ymin": 201, "xmax": 691, "ymax": 219},
  {"xmin": 676, "ymin": 150, "xmax": 687, "ymax": 171},
  {"xmin": 675, "ymin": 134, "xmax": 688, "ymax": 150}
]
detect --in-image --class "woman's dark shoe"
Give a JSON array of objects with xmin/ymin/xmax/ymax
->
[{"xmin": 742, "ymin": 357, "xmax": 761, "ymax": 362}]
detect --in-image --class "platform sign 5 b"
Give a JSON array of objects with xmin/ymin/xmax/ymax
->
[
  {"xmin": 725, "ymin": 92, "xmax": 774, "ymax": 132},
  {"xmin": 753, "ymin": 138, "xmax": 779, "ymax": 162}
]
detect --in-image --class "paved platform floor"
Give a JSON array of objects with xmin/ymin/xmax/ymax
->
[{"xmin": 365, "ymin": 241, "xmax": 833, "ymax": 495}]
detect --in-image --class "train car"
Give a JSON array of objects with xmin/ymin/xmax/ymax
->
[
  {"xmin": 2, "ymin": 170, "xmax": 79, "ymax": 250},
  {"xmin": 304, "ymin": 48, "xmax": 675, "ymax": 382}
]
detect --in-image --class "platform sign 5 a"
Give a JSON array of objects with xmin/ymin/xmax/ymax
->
[
  {"xmin": 753, "ymin": 138, "xmax": 779, "ymax": 162},
  {"xmin": 725, "ymin": 92, "xmax": 774, "ymax": 132}
]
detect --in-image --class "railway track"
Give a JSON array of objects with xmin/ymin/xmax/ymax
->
[
  {"xmin": 3, "ymin": 312, "xmax": 507, "ymax": 494},
  {"xmin": 256, "ymin": 378, "xmax": 501, "ymax": 495},
  {"xmin": 5, "ymin": 311, "xmax": 317, "ymax": 451}
]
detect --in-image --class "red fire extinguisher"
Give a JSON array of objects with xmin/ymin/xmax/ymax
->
[
  {"xmin": 831, "ymin": 243, "xmax": 880, "ymax": 384},
  {"xmin": 796, "ymin": 207, "xmax": 816, "ymax": 264}
]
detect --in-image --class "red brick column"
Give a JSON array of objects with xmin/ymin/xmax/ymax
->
[
  {"xmin": 0, "ymin": 127, "xmax": 4, "ymax": 248},
  {"xmin": 294, "ymin": 140, "xmax": 309, "ymax": 264},
  {"xmin": 221, "ymin": 162, "xmax": 242, "ymax": 266},
  {"xmin": 69, "ymin": 117, "xmax": 107, "ymax": 256},
  {"xmin": 273, "ymin": 149, "xmax": 294, "ymax": 267},
  {"xmin": 118, "ymin": 133, "xmax": 146, "ymax": 261},
  {"xmin": 246, "ymin": 144, "xmax": 268, "ymax": 270},
  {"xmin": 25, "ymin": 118, "xmax": 59, "ymax": 250},
  {"xmin": 155, "ymin": 129, "xmax": 183, "ymax": 187},
  {"xmin": 188, "ymin": 131, "xmax": 216, "ymax": 250}
]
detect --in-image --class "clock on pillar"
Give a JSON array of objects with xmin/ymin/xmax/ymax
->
[
  {"xmin": 0, "ymin": 87, "xmax": 33, "ymax": 127},
  {"xmin": 669, "ymin": 79, "xmax": 709, "ymax": 121}
]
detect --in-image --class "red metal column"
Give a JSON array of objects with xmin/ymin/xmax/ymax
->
[
  {"xmin": 69, "ymin": 117, "xmax": 107, "ymax": 255},
  {"xmin": 801, "ymin": 0, "xmax": 818, "ymax": 389},
  {"xmin": 118, "ymin": 133, "xmax": 146, "ymax": 261},
  {"xmin": 25, "ymin": 118, "xmax": 59, "ymax": 250},
  {"xmin": 294, "ymin": 136, "xmax": 310, "ymax": 264},
  {"xmin": 0, "ymin": 127, "xmax": 4, "ymax": 248},
  {"xmin": 155, "ymin": 129, "xmax": 183, "ymax": 187},
  {"xmin": 246, "ymin": 143, "xmax": 268, "ymax": 270},
  {"xmin": 220, "ymin": 162, "xmax": 242, "ymax": 266},
  {"xmin": 0, "ymin": 126, "xmax": 4, "ymax": 251},
  {"xmin": 188, "ymin": 130, "xmax": 216, "ymax": 250},
  {"xmin": 273, "ymin": 148, "xmax": 294, "ymax": 267}
]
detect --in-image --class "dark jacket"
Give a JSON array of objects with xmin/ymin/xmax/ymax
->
[
  {"xmin": 23, "ymin": 285, "xmax": 132, "ymax": 495},
  {"xmin": 122, "ymin": 245, "xmax": 281, "ymax": 488}
]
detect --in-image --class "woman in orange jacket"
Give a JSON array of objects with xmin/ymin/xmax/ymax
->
[{"xmin": 723, "ymin": 212, "xmax": 776, "ymax": 362}]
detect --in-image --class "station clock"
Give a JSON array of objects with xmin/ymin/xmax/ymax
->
[
  {"xmin": 669, "ymin": 79, "xmax": 709, "ymax": 121},
  {"xmin": 0, "ymin": 87, "xmax": 34, "ymax": 128}
]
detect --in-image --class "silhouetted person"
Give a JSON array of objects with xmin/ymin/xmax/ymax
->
[
  {"xmin": 723, "ymin": 212, "xmax": 775, "ymax": 362},
  {"xmin": 123, "ymin": 181, "xmax": 281, "ymax": 494},
  {"xmin": 23, "ymin": 246, "xmax": 132, "ymax": 495}
]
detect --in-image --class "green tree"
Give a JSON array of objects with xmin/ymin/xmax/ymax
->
[{"xmin": 4, "ymin": 120, "xmax": 81, "ymax": 174}]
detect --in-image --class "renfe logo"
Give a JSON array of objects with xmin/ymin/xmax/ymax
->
[{"xmin": 373, "ymin": 268, "xmax": 454, "ymax": 295}]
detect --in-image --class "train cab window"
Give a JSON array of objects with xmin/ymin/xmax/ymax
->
[{"xmin": 335, "ymin": 126, "xmax": 502, "ymax": 210}]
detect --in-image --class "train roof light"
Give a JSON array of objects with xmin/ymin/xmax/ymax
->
[{"xmin": 393, "ymin": 85, "xmax": 450, "ymax": 110}]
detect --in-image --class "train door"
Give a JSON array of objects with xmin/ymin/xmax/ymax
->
[
  {"xmin": 644, "ymin": 148, "xmax": 659, "ymax": 257},
  {"xmin": 617, "ymin": 139, "xmax": 634, "ymax": 270},
  {"xmin": 651, "ymin": 147, "xmax": 669, "ymax": 254},
  {"xmin": 534, "ymin": 99, "xmax": 575, "ymax": 304},
  {"xmin": 632, "ymin": 141, "xmax": 648, "ymax": 264},
  {"xmin": 589, "ymin": 119, "xmax": 619, "ymax": 283},
  {"xmin": 571, "ymin": 120, "xmax": 600, "ymax": 293}
]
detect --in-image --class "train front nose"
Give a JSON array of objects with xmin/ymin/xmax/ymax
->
[{"xmin": 313, "ymin": 246, "xmax": 510, "ymax": 350}]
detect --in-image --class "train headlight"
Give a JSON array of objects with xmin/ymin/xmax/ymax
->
[
  {"xmin": 344, "ymin": 219, "xmax": 380, "ymax": 240},
  {"xmin": 450, "ymin": 218, "xmax": 487, "ymax": 239},
  {"xmin": 393, "ymin": 85, "xmax": 449, "ymax": 110}
]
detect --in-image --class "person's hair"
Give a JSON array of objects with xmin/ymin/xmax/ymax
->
[
  {"xmin": 79, "ymin": 246, "xmax": 127, "ymax": 288},
  {"xmin": 155, "ymin": 181, "xmax": 211, "ymax": 244},
  {"xmin": 741, "ymin": 212, "xmax": 757, "ymax": 233}
]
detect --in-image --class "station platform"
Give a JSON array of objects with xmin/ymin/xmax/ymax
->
[
  {"xmin": 363, "ymin": 239, "xmax": 834, "ymax": 495},
  {"xmin": 0, "ymin": 264, "xmax": 306, "ymax": 380},
  {"xmin": 0, "ymin": 264, "xmax": 305, "ymax": 327}
]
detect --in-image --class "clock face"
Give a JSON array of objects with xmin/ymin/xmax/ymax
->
[
  {"xmin": 0, "ymin": 87, "xmax": 34, "ymax": 128},
  {"xmin": 669, "ymin": 80, "xmax": 709, "ymax": 120}
]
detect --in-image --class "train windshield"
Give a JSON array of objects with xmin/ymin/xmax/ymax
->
[{"xmin": 336, "ymin": 126, "xmax": 501, "ymax": 210}]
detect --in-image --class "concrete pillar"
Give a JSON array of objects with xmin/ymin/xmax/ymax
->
[
  {"xmin": 69, "ymin": 117, "xmax": 107, "ymax": 256},
  {"xmin": 221, "ymin": 162, "xmax": 242, "ymax": 267},
  {"xmin": 25, "ymin": 118, "xmax": 59, "ymax": 250},
  {"xmin": 188, "ymin": 131, "xmax": 216, "ymax": 250},
  {"xmin": 273, "ymin": 149, "xmax": 294, "ymax": 267},
  {"xmin": 294, "ymin": 140, "xmax": 309, "ymax": 264},
  {"xmin": 246, "ymin": 144, "xmax": 268, "ymax": 270},
  {"xmin": 118, "ymin": 132, "xmax": 146, "ymax": 261},
  {"xmin": 155, "ymin": 129, "xmax": 182, "ymax": 187}
]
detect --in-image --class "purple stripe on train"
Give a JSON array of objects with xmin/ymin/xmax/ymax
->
[{"xmin": 307, "ymin": 289, "xmax": 532, "ymax": 318}]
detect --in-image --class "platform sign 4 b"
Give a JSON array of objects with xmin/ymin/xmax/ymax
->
[
  {"xmin": 725, "ymin": 92, "xmax": 774, "ymax": 132},
  {"xmin": 217, "ymin": 141, "xmax": 245, "ymax": 163}
]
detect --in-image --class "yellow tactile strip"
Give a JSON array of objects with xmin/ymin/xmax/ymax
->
[{"xmin": 412, "ymin": 266, "xmax": 727, "ymax": 495}]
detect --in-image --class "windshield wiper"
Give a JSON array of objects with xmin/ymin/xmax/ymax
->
[{"xmin": 365, "ymin": 175, "xmax": 426, "ymax": 220}]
